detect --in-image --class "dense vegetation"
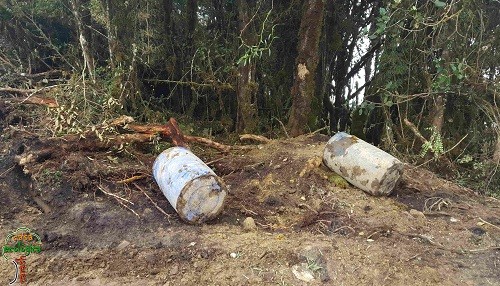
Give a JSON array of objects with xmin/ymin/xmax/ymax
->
[{"xmin": 0, "ymin": 0, "xmax": 498, "ymax": 195}]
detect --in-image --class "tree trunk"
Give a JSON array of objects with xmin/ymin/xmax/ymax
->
[
  {"xmin": 288, "ymin": 0, "xmax": 325, "ymax": 137},
  {"xmin": 236, "ymin": 0, "xmax": 258, "ymax": 133},
  {"xmin": 70, "ymin": 0, "xmax": 95, "ymax": 81},
  {"xmin": 100, "ymin": 0, "xmax": 116, "ymax": 68},
  {"xmin": 430, "ymin": 94, "xmax": 446, "ymax": 134},
  {"xmin": 163, "ymin": 0, "xmax": 173, "ymax": 34},
  {"xmin": 494, "ymin": 135, "xmax": 500, "ymax": 163}
]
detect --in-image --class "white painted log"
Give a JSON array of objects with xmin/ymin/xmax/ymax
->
[
  {"xmin": 152, "ymin": 147, "xmax": 227, "ymax": 223},
  {"xmin": 323, "ymin": 132, "xmax": 403, "ymax": 196}
]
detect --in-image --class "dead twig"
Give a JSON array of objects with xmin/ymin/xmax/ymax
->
[
  {"xmin": 115, "ymin": 199, "xmax": 140, "ymax": 218},
  {"xmin": 116, "ymin": 174, "xmax": 149, "ymax": 184},
  {"xmin": 133, "ymin": 183, "xmax": 171, "ymax": 221},
  {"xmin": 241, "ymin": 205, "xmax": 258, "ymax": 216},
  {"xmin": 424, "ymin": 197, "xmax": 451, "ymax": 212},
  {"xmin": 273, "ymin": 117, "xmax": 289, "ymax": 139},
  {"xmin": 331, "ymin": 225, "xmax": 356, "ymax": 234},
  {"xmin": 298, "ymin": 203, "xmax": 319, "ymax": 215},
  {"xmin": 478, "ymin": 217, "xmax": 500, "ymax": 231},
  {"xmin": 403, "ymin": 118, "xmax": 428, "ymax": 144},
  {"xmin": 206, "ymin": 157, "xmax": 225, "ymax": 166},
  {"xmin": 2, "ymin": 94, "xmax": 59, "ymax": 108},
  {"xmin": 422, "ymin": 211, "xmax": 452, "ymax": 217},
  {"xmin": 97, "ymin": 185, "xmax": 134, "ymax": 205},
  {"xmin": 406, "ymin": 250, "xmax": 430, "ymax": 262},
  {"xmin": 307, "ymin": 126, "xmax": 328, "ymax": 137},
  {"xmin": 0, "ymin": 165, "xmax": 15, "ymax": 178},
  {"xmin": 467, "ymin": 246, "xmax": 500, "ymax": 253},
  {"xmin": 239, "ymin": 134, "xmax": 271, "ymax": 144},
  {"xmin": 403, "ymin": 233, "xmax": 444, "ymax": 248}
]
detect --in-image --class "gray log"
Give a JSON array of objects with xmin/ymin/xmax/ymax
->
[
  {"xmin": 152, "ymin": 147, "xmax": 227, "ymax": 223},
  {"xmin": 323, "ymin": 132, "xmax": 403, "ymax": 196}
]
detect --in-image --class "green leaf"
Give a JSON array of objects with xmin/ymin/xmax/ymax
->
[{"xmin": 434, "ymin": 0, "xmax": 446, "ymax": 8}]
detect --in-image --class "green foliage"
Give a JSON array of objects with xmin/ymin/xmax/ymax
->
[
  {"xmin": 237, "ymin": 7, "xmax": 278, "ymax": 66},
  {"xmin": 433, "ymin": 0, "xmax": 447, "ymax": 8},
  {"xmin": 420, "ymin": 127, "xmax": 445, "ymax": 159},
  {"xmin": 370, "ymin": 7, "xmax": 390, "ymax": 39}
]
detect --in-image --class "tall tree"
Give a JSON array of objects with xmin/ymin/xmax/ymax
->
[
  {"xmin": 236, "ymin": 0, "xmax": 258, "ymax": 133},
  {"xmin": 70, "ymin": 0, "xmax": 95, "ymax": 81},
  {"xmin": 288, "ymin": 0, "xmax": 324, "ymax": 136}
]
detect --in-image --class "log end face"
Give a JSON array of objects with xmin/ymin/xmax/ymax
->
[
  {"xmin": 371, "ymin": 161, "xmax": 404, "ymax": 196},
  {"xmin": 324, "ymin": 132, "xmax": 358, "ymax": 158},
  {"xmin": 177, "ymin": 175, "xmax": 228, "ymax": 224}
]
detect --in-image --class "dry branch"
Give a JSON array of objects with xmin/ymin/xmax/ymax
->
[
  {"xmin": 239, "ymin": 134, "xmax": 272, "ymax": 143},
  {"xmin": 116, "ymin": 174, "xmax": 149, "ymax": 184},
  {"xmin": 403, "ymin": 118, "xmax": 428, "ymax": 144},
  {"xmin": 0, "ymin": 87, "xmax": 37, "ymax": 95},
  {"xmin": 2, "ymin": 95, "xmax": 59, "ymax": 107},
  {"xmin": 126, "ymin": 117, "xmax": 235, "ymax": 152}
]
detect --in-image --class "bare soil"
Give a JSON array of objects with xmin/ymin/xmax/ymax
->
[{"xmin": 0, "ymin": 104, "xmax": 499, "ymax": 285}]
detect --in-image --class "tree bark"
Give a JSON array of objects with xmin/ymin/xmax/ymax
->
[
  {"xmin": 99, "ymin": 0, "xmax": 116, "ymax": 68},
  {"xmin": 288, "ymin": 0, "xmax": 325, "ymax": 137},
  {"xmin": 494, "ymin": 135, "xmax": 500, "ymax": 163},
  {"xmin": 70, "ymin": 0, "xmax": 95, "ymax": 81},
  {"xmin": 236, "ymin": 0, "xmax": 258, "ymax": 133},
  {"xmin": 162, "ymin": 0, "xmax": 173, "ymax": 34},
  {"xmin": 430, "ymin": 94, "xmax": 446, "ymax": 134}
]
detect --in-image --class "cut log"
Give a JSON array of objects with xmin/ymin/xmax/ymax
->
[
  {"xmin": 152, "ymin": 147, "xmax": 228, "ymax": 223},
  {"xmin": 323, "ymin": 132, "xmax": 403, "ymax": 196}
]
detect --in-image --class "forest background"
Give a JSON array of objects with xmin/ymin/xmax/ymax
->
[{"xmin": 0, "ymin": 0, "xmax": 498, "ymax": 195}]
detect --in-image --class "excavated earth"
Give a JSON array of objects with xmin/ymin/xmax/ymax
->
[{"xmin": 0, "ymin": 103, "xmax": 499, "ymax": 285}]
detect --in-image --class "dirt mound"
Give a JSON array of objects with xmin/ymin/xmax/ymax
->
[{"xmin": 0, "ymin": 124, "xmax": 499, "ymax": 285}]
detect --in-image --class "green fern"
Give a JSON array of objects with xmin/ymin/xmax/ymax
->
[{"xmin": 420, "ymin": 127, "xmax": 444, "ymax": 159}]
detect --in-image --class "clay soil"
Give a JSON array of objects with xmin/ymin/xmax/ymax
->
[{"xmin": 0, "ymin": 105, "xmax": 499, "ymax": 286}]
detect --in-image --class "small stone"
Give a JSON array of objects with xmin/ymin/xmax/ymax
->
[
  {"xmin": 469, "ymin": 227, "xmax": 486, "ymax": 236},
  {"xmin": 230, "ymin": 252, "xmax": 238, "ymax": 258},
  {"xmin": 169, "ymin": 264, "xmax": 179, "ymax": 275},
  {"xmin": 450, "ymin": 217, "xmax": 459, "ymax": 223},
  {"xmin": 242, "ymin": 217, "xmax": 257, "ymax": 231},
  {"xmin": 291, "ymin": 264, "xmax": 315, "ymax": 282},
  {"xmin": 116, "ymin": 240, "xmax": 130, "ymax": 251},
  {"xmin": 409, "ymin": 209, "xmax": 426, "ymax": 219}
]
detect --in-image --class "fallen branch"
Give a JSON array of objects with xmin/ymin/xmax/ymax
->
[
  {"xmin": 0, "ymin": 87, "xmax": 37, "ymax": 95},
  {"xmin": 127, "ymin": 117, "xmax": 235, "ymax": 152},
  {"xmin": 240, "ymin": 134, "xmax": 271, "ymax": 144},
  {"xmin": 145, "ymin": 79, "xmax": 235, "ymax": 91},
  {"xmin": 478, "ymin": 217, "xmax": 500, "ymax": 231},
  {"xmin": 403, "ymin": 118, "xmax": 428, "ymax": 144},
  {"xmin": 116, "ymin": 174, "xmax": 149, "ymax": 184},
  {"xmin": 97, "ymin": 185, "xmax": 134, "ymax": 205},
  {"xmin": 18, "ymin": 96, "xmax": 58, "ymax": 108}
]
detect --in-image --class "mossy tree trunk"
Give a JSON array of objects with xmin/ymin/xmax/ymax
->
[
  {"xmin": 236, "ymin": 0, "xmax": 258, "ymax": 133},
  {"xmin": 288, "ymin": 0, "xmax": 324, "ymax": 137}
]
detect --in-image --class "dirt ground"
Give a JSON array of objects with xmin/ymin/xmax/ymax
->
[{"xmin": 0, "ymin": 104, "xmax": 499, "ymax": 285}]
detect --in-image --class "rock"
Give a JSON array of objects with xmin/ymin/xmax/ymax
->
[
  {"xmin": 291, "ymin": 263, "xmax": 315, "ymax": 282},
  {"xmin": 409, "ymin": 209, "xmax": 426, "ymax": 219},
  {"xmin": 469, "ymin": 227, "xmax": 486, "ymax": 236},
  {"xmin": 242, "ymin": 217, "xmax": 257, "ymax": 231},
  {"xmin": 116, "ymin": 240, "xmax": 130, "ymax": 251},
  {"xmin": 169, "ymin": 264, "xmax": 179, "ymax": 275}
]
